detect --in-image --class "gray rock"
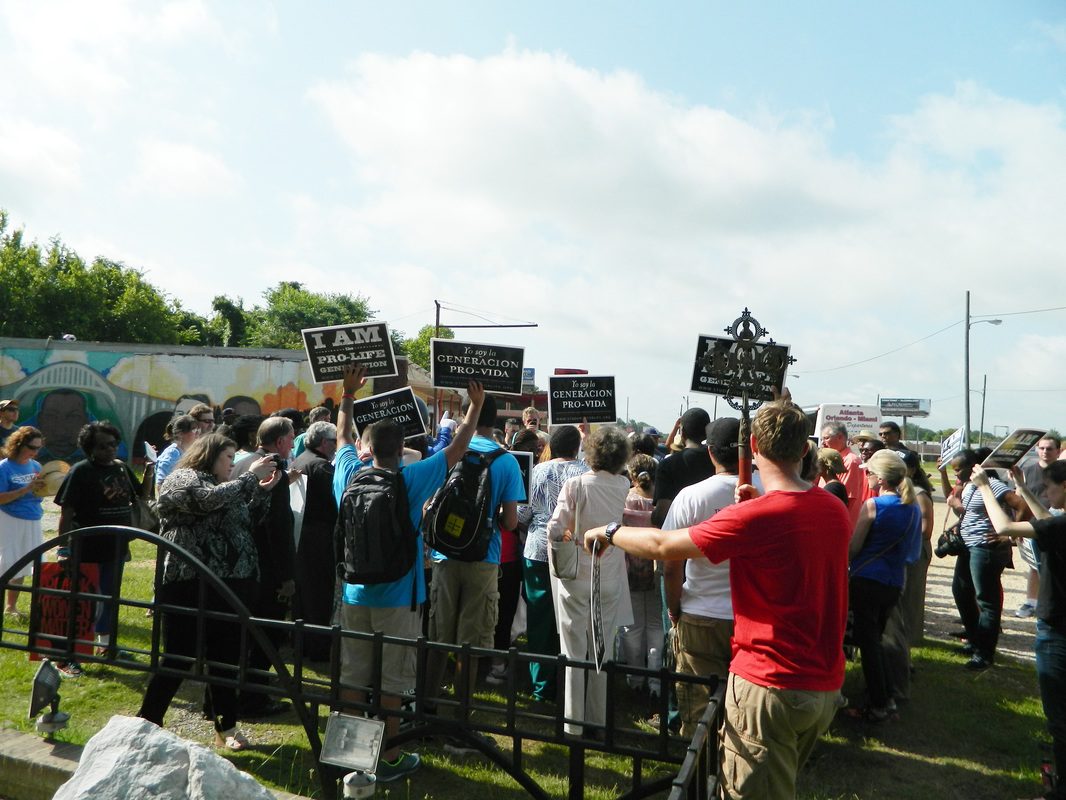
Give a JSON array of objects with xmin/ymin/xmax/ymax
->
[{"xmin": 53, "ymin": 715, "xmax": 275, "ymax": 800}]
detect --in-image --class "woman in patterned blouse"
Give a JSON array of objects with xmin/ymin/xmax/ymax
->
[{"xmin": 137, "ymin": 433, "xmax": 280, "ymax": 751}]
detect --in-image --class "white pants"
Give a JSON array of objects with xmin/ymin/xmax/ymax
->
[
  {"xmin": 550, "ymin": 547, "xmax": 632, "ymax": 735},
  {"xmin": 618, "ymin": 588, "xmax": 664, "ymax": 693}
]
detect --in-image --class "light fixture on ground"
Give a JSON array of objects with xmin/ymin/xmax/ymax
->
[
  {"xmin": 29, "ymin": 659, "xmax": 70, "ymax": 738},
  {"xmin": 318, "ymin": 711, "xmax": 386, "ymax": 797}
]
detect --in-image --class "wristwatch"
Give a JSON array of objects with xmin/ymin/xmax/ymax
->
[{"xmin": 604, "ymin": 522, "xmax": 622, "ymax": 547}]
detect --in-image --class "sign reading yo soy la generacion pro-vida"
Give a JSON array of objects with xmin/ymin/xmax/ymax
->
[
  {"xmin": 548, "ymin": 375, "xmax": 617, "ymax": 425},
  {"xmin": 301, "ymin": 322, "xmax": 398, "ymax": 384},
  {"xmin": 430, "ymin": 339, "xmax": 525, "ymax": 395},
  {"xmin": 352, "ymin": 387, "xmax": 427, "ymax": 441},
  {"xmin": 689, "ymin": 334, "xmax": 790, "ymax": 402}
]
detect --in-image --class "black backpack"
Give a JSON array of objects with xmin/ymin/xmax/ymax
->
[
  {"xmin": 422, "ymin": 449, "xmax": 506, "ymax": 561},
  {"xmin": 335, "ymin": 466, "xmax": 418, "ymax": 608}
]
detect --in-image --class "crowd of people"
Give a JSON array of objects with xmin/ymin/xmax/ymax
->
[{"xmin": 1, "ymin": 383, "xmax": 1064, "ymax": 798}]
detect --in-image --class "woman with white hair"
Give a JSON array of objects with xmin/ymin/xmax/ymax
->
[
  {"xmin": 547, "ymin": 426, "xmax": 633, "ymax": 739},
  {"xmin": 845, "ymin": 450, "xmax": 922, "ymax": 722}
]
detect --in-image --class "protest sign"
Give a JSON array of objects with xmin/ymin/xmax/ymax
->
[
  {"xmin": 352, "ymin": 387, "xmax": 427, "ymax": 441},
  {"xmin": 939, "ymin": 427, "xmax": 966, "ymax": 466},
  {"xmin": 548, "ymin": 375, "xmax": 617, "ymax": 425},
  {"xmin": 981, "ymin": 428, "xmax": 1047, "ymax": 470},
  {"xmin": 431, "ymin": 339, "xmax": 525, "ymax": 395},
  {"xmin": 690, "ymin": 334, "xmax": 790, "ymax": 402},
  {"xmin": 302, "ymin": 322, "xmax": 398, "ymax": 384},
  {"xmin": 31, "ymin": 561, "xmax": 99, "ymax": 661}
]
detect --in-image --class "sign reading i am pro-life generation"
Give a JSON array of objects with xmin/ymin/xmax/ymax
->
[
  {"xmin": 302, "ymin": 322, "xmax": 398, "ymax": 384},
  {"xmin": 690, "ymin": 334, "xmax": 791, "ymax": 402},
  {"xmin": 548, "ymin": 375, "xmax": 617, "ymax": 425},
  {"xmin": 352, "ymin": 387, "xmax": 427, "ymax": 441},
  {"xmin": 430, "ymin": 339, "xmax": 525, "ymax": 395}
]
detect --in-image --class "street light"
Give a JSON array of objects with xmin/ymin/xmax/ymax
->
[{"xmin": 964, "ymin": 290, "xmax": 1002, "ymax": 446}]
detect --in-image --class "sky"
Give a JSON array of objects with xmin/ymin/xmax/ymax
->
[{"xmin": 2, "ymin": 1, "xmax": 1065, "ymax": 436}]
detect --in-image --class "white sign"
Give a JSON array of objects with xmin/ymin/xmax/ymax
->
[{"xmin": 940, "ymin": 427, "xmax": 966, "ymax": 465}]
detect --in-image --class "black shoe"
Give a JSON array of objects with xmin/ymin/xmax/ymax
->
[
  {"xmin": 442, "ymin": 732, "xmax": 495, "ymax": 757},
  {"xmin": 964, "ymin": 654, "xmax": 993, "ymax": 671},
  {"xmin": 240, "ymin": 699, "xmax": 289, "ymax": 718}
]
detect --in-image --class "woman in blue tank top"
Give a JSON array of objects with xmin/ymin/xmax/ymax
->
[{"xmin": 846, "ymin": 450, "xmax": 922, "ymax": 721}]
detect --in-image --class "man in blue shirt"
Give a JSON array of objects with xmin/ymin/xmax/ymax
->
[
  {"xmin": 424, "ymin": 393, "xmax": 526, "ymax": 722},
  {"xmin": 332, "ymin": 365, "xmax": 484, "ymax": 783}
]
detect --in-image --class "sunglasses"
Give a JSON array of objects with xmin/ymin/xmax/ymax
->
[{"xmin": 25, "ymin": 443, "xmax": 42, "ymax": 451}]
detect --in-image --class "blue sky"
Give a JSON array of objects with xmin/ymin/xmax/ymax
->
[{"xmin": 1, "ymin": 1, "xmax": 1064, "ymax": 436}]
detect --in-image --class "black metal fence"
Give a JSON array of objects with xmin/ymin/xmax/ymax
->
[{"xmin": 0, "ymin": 526, "xmax": 722, "ymax": 799}]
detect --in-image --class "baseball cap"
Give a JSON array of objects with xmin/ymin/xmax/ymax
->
[
  {"xmin": 0, "ymin": 399, "xmax": 17, "ymax": 411},
  {"xmin": 644, "ymin": 426, "xmax": 661, "ymax": 437},
  {"xmin": 705, "ymin": 417, "xmax": 741, "ymax": 450}
]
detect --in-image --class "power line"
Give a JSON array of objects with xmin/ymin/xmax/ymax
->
[
  {"xmin": 799, "ymin": 321, "xmax": 962, "ymax": 374},
  {"xmin": 984, "ymin": 304, "xmax": 1066, "ymax": 318}
]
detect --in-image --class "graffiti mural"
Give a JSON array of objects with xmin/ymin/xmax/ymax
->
[{"xmin": 0, "ymin": 338, "xmax": 359, "ymax": 465}]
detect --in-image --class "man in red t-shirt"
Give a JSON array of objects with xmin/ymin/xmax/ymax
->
[{"xmin": 585, "ymin": 402, "xmax": 850, "ymax": 799}]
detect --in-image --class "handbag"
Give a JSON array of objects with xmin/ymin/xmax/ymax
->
[
  {"xmin": 127, "ymin": 463, "xmax": 160, "ymax": 534},
  {"xmin": 548, "ymin": 476, "xmax": 584, "ymax": 581}
]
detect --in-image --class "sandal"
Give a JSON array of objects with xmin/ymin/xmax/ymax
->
[{"xmin": 214, "ymin": 727, "xmax": 249, "ymax": 751}]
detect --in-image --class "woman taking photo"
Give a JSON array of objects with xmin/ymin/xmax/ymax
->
[
  {"xmin": 547, "ymin": 426, "xmax": 633, "ymax": 738},
  {"xmin": 137, "ymin": 433, "xmax": 280, "ymax": 750},
  {"xmin": 972, "ymin": 461, "xmax": 1066, "ymax": 799},
  {"xmin": 846, "ymin": 450, "xmax": 922, "ymax": 721},
  {"xmin": 942, "ymin": 449, "xmax": 1027, "ymax": 671},
  {"xmin": 0, "ymin": 427, "xmax": 46, "ymax": 617}
]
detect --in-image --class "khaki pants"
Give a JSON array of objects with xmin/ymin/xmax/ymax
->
[
  {"xmin": 720, "ymin": 673, "xmax": 838, "ymax": 800},
  {"xmin": 672, "ymin": 612, "xmax": 733, "ymax": 737}
]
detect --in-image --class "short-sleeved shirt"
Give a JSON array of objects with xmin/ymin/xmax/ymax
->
[
  {"xmin": 333, "ymin": 443, "xmax": 448, "ymax": 608},
  {"xmin": 688, "ymin": 486, "xmax": 850, "ymax": 691},
  {"xmin": 1031, "ymin": 513, "xmax": 1066, "ymax": 629},
  {"xmin": 154, "ymin": 443, "xmax": 183, "ymax": 485},
  {"xmin": 524, "ymin": 459, "xmax": 589, "ymax": 562},
  {"xmin": 959, "ymin": 478, "xmax": 1010, "ymax": 547},
  {"xmin": 54, "ymin": 459, "xmax": 135, "ymax": 562},
  {"xmin": 653, "ymin": 448, "xmax": 715, "ymax": 505},
  {"xmin": 0, "ymin": 458, "xmax": 44, "ymax": 520},
  {"xmin": 430, "ymin": 435, "xmax": 525, "ymax": 565},
  {"xmin": 664, "ymin": 472, "xmax": 762, "ymax": 620}
]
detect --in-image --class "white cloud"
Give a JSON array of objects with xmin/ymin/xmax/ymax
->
[
  {"xmin": 0, "ymin": 119, "xmax": 82, "ymax": 190},
  {"xmin": 126, "ymin": 139, "xmax": 241, "ymax": 197},
  {"xmin": 301, "ymin": 48, "xmax": 1066, "ymax": 430}
]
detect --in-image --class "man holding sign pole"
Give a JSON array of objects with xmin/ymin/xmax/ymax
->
[{"xmin": 584, "ymin": 401, "xmax": 850, "ymax": 800}]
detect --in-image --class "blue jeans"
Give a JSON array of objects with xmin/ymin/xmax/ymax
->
[
  {"xmin": 952, "ymin": 543, "xmax": 1011, "ymax": 661},
  {"xmin": 1036, "ymin": 620, "xmax": 1066, "ymax": 793}
]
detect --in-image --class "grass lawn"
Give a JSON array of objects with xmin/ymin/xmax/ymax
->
[{"xmin": 0, "ymin": 534, "xmax": 1052, "ymax": 800}]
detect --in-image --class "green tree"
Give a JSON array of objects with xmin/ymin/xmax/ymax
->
[
  {"xmin": 404, "ymin": 324, "xmax": 453, "ymax": 371},
  {"xmin": 241, "ymin": 282, "xmax": 374, "ymax": 350},
  {"xmin": 0, "ymin": 213, "xmax": 186, "ymax": 344}
]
